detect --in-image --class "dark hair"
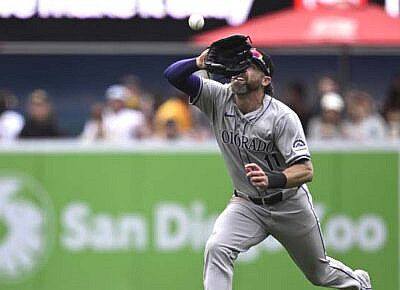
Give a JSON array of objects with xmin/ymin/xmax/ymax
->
[{"xmin": 265, "ymin": 83, "xmax": 274, "ymax": 97}]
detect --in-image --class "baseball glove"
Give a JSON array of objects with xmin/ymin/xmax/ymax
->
[{"xmin": 204, "ymin": 34, "xmax": 253, "ymax": 76}]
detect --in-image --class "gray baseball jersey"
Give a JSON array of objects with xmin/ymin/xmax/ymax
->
[
  {"xmin": 191, "ymin": 78, "xmax": 310, "ymax": 198},
  {"xmin": 190, "ymin": 77, "xmax": 371, "ymax": 290}
]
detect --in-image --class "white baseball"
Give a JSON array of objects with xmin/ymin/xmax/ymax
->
[{"xmin": 188, "ymin": 14, "xmax": 205, "ymax": 31}]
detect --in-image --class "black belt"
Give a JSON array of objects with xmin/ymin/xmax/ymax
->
[{"xmin": 234, "ymin": 190, "xmax": 283, "ymax": 206}]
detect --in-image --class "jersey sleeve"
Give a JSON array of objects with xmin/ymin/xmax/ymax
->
[
  {"xmin": 274, "ymin": 112, "xmax": 311, "ymax": 166},
  {"xmin": 189, "ymin": 78, "xmax": 229, "ymax": 120},
  {"xmin": 164, "ymin": 58, "xmax": 201, "ymax": 98}
]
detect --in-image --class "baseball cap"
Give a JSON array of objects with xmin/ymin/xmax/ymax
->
[
  {"xmin": 250, "ymin": 48, "xmax": 274, "ymax": 77},
  {"xmin": 106, "ymin": 84, "xmax": 130, "ymax": 101},
  {"xmin": 320, "ymin": 92, "xmax": 344, "ymax": 112}
]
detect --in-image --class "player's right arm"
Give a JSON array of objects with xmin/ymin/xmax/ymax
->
[
  {"xmin": 164, "ymin": 50, "xmax": 208, "ymax": 98},
  {"xmin": 164, "ymin": 50, "xmax": 228, "ymax": 120}
]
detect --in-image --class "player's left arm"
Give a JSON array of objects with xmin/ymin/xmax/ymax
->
[
  {"xmin": 246, "ymin": 110, "xmax": 313, "ymax": 189},
  {"xmin": 281, "ymin": 159, "xmax": 313, "ymax": 187},
  {"xmin": 245, "ymin": 159, "xmax": 313, "ymax": 189}
]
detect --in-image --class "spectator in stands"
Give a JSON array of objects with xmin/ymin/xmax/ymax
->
[
  {"xmin": 121, "ymin": 74, "xmax": 143, "ymax": 110},
  {"xmin": 120, "ymin": 75, "xmax": 154, "ymax": 138},
  {"xmin": 310, "ymin": 74, "xmax": 341, "ymax": 117},
  {"xmin": 19, "ymin": 89, "xmax": 63, "ymax": 138},
  {"xmin": 285, "ymin": 82, "xmax": 311, "ymax": 134},
  {"xmin": 343, "ymin": 90, "xmax": 387, "ymax": 141},
  {"xmin": 163, "ymin": 119, "xmax": 181, "ymax": 140},
  {"xmin": 154, "ymin": 93, "xmax": 192, "ymax": 139},
  {"xmin": 308, "ymin": 92, "xmax": 345, "ymax": 139},
  {"xmin": 382, "ymin": 72, "xmax": 400, "ymax": 139},
  {"xmin": 318, "ymin": 74, "xmax": 340, "ymax": 96},
  {"xmin": 137, "ymin": 94, "xmax": 156, "ymax": 139},
  {"xmin": 80, "ymin": 102, "xmax": 105, "ymax": 141},
  {"xmin": 102, "ymin": 84, "xmax": 146, "ymax": 142},
  {"xmin": 0, "ymin": 89, "xmax": 24, "ymax": 142}
]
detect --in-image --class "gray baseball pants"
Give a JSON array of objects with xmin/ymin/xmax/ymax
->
[{"xmin": 203, "ymin": 187, "xmax": 365, "ymax": 290}]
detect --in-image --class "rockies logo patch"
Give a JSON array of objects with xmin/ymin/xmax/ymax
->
[{"xmin": 293, "ymin": 139, "xmax": 307, "ymax": 152}]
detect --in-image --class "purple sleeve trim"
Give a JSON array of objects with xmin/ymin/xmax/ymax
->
[{"xmin": 164, "ymin": 58, "xmax": 201, "ymax": 97}]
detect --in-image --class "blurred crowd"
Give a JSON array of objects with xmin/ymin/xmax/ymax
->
[
  {"xmin": 285, "ymin": 72, "xmax": 400, "ymax": 141},
  {"xmin": 1, "ymin": 72, "xmax": 400, "ymax": 143},
  {"xmin": 0, "ymin": 74, "xmax": 211, "ymax": 143}
]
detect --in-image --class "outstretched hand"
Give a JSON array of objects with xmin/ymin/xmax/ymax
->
[
  {"xmin": 196, "ymin": 49, "xmax": 209, "ymax": 69},
  {"xmin": 245, "ymin": 163, "xmax": 268, "ymax": 189}
]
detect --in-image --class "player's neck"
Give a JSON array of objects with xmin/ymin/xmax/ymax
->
[{"xmin": 234, "ymin": 90, "xmax": 264, "ymax": 114}]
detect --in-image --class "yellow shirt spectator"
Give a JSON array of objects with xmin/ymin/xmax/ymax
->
[{"xmin": 154, "ymin": 97, "xmax": 192, "ymax": 135}]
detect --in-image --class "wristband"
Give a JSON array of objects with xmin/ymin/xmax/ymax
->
[{"xmin": 267, "ymin": 172, "xmax": 287, "ymax": 189}]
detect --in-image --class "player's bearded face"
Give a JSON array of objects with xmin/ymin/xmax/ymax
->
[{"xmin": 230, "ymin": 66, "xmax": 264, "ymax": 95}]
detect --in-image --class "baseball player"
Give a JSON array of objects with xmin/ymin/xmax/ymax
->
[{"xmin": 164, "ymin": 36, "xmax": 372, "ymax": 290}]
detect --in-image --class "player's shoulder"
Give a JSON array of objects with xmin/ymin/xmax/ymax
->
[
  {"xmin": 270, "ymin": 97, "xmax": 295, "ymax": 114},
  {"xmin": 201, "ymin": 77, "xmax": 231, "ymax": 90},
  {"xmin": 200, "ymin": 77, "xmax": 232, "ymax": 102},
  {"xmin": 269, "ymin": 97, "xmax": 299, "ymax": 120}
]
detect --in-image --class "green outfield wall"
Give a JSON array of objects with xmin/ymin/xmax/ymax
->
[{"xmin": 0, "ymin": 146, "xmax": 398, "ymax": 290}]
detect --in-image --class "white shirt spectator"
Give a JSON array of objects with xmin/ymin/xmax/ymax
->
[
  {"xmin": 343, "ymin": 114, "xmax": 387, "ymax": 141},
  {"xmin": 80, "ymin": 120, "xmax": 103, "ymax": 141},
  {"xmin": 93, "ymin": 84, "xmax": 147, "ymax": 142},
  {"xmin": 103, "ymin": 108, "xmax": 145, "ymax": 141},
  {"xmin": 307, "ymin": 92, "xmax": 345, "ymax": 140},
  {"xmin": 344, "ymin": 90, "xmax": 388, "ymax": 141},
  {"xmin": 0, "ymin": 110, "xmax": 24, "ymax": 142}
]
